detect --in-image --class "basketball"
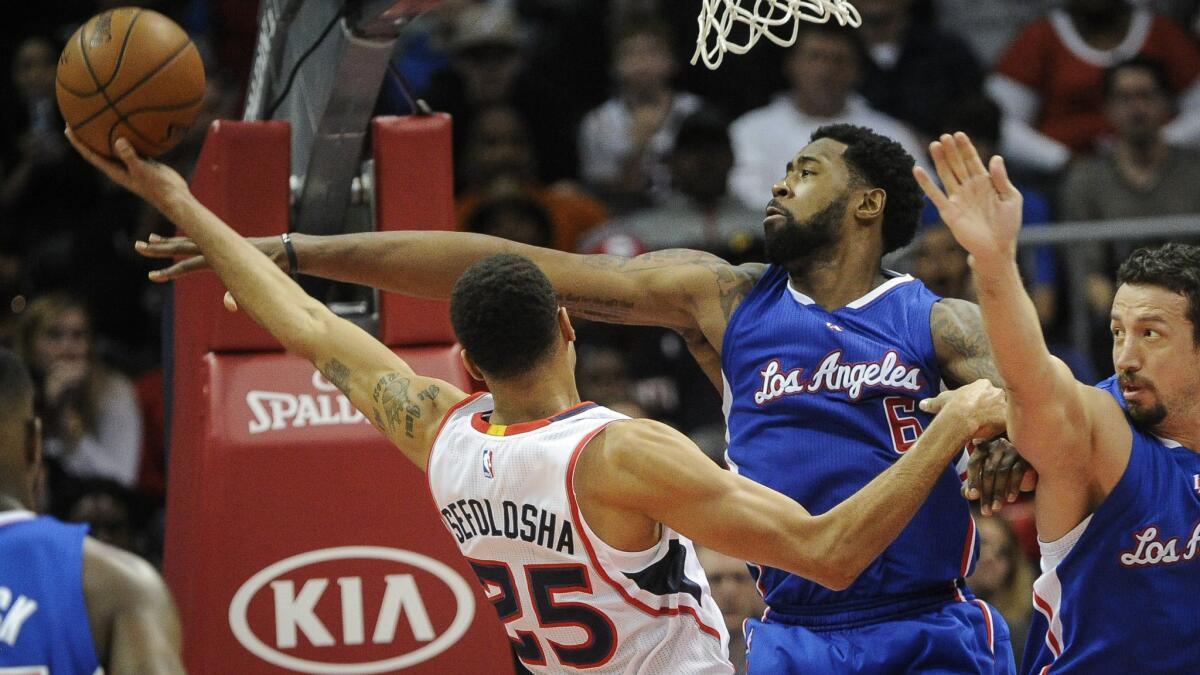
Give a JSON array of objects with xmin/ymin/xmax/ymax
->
[{"xmin": 56, "ymin": 8, "xmax": 205, "ymax": 158}]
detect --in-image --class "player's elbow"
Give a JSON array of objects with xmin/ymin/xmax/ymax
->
[
  {"xmin": 283, "ymin": 303, "xmax": 338, "ymax": 362},
  {"xmin": 811, "ymin": 550, "xmax": 859, "ymax": 591},
  {"xmin": 784, "ymin": 526, "xmax": 858, "ymax": 591}
]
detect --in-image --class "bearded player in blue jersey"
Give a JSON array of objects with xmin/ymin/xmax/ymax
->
[
  {"xmin": 139, "ymin": 123, "xmax": 1030, "ymax": 673},
  {"xmin": 920, "ymin": 132, "xmax": 1200, "ymax": 674}
]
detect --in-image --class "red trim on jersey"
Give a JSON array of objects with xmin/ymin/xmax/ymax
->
[
  {"xmin": 565, "ymin": 426, "xmax": 724, "ymax": 642},
  {"xmin": 973, "ymin": 599, "xmax": 994, "ymax": 654},
  {"xmin": 470, "ymin": 400, "xmax": 598, "ymax": 436},
  {"xmin": 424, "ymin": 392, "xmax": 489, "ymax": 520},
  {"xmin": 959, "ymin": 513, "xmax": 977, "ymax": 577},
  {"xmin": 1032, "ymin": 590, "xmax": 1063, "ymax": 657}
]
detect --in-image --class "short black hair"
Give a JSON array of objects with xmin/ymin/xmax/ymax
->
[
  {"xmin": 1103, "ymin": 56, "xmax": 1172, "ymax": 101},
  {"xmin": 791, "ymin": 22, "xmax": 866, "ymax": 65},
  {"xmin": 673, "ymin": 108, "xmax": 731, "ymax": 153},
  {"xmin": 465, "ymin": 195, "xmax": 554, "ymax": 248},
  {"xmin": 450, "ymin": 254, "xmax": 561, "ymax": 378},
  {"xmin": 938, "ymin": 95, "xmax": 1002, "ymax": 147},
  {"xmin": 810, "ymin": 123, "xmax": 923, "ymax": 253},
  {"xmin": 1117, "ymin": 243, "xmax": 1200, "ymax": 346}
]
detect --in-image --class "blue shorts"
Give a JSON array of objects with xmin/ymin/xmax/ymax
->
[{"xmin": 744, "ymin": 591, "xmax": 1014, "ymax": 674}]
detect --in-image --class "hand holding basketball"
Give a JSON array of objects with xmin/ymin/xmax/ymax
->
[
  {"xmin": 913, "ymin": 132, "xmax": 1023, "ymax": 267},
  {"xmin": 56, "ymin": 8, "xmax": 205, "ymax": 158},
  {"xmin": 66, "ymin": 129, "xmax": 188, "ymax": 211}
]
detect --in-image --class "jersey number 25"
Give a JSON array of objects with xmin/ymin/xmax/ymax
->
[{"xmin": 468, "ymin": 559, "xmax": 617, "ymax": 669}]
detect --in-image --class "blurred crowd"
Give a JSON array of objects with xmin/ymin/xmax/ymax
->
[{"xmin": 3, "ymin": 0, "xmax": 1199, "ymax": 671}]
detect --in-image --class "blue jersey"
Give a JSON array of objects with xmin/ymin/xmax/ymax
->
[
  {"xmin": 0, "ymin": 511, "xmax": 99, "ymax": 674},
  {"xmin": 1023, "ymin": 376, "xmax": 1200, "ymax": 675},
  {"xmin": 722, "ymin": 266, "xmax": 975, "ymax": 611}
]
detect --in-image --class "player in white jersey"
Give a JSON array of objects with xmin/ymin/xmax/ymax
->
[{"xmin": 74, "ymin": 133, "xmax": 1010, "ymax": 674}]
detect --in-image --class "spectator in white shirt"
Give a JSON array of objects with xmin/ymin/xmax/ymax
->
[
  {"xmin": 729, "ymin": 23, "xmax": 926, "ymax": 211},
  {"xmin": 578, "ymin": 20, "xmax": 703, "ymax": 213},
  {"xmin": 16, "ymin": 294, "xmax": 142, "ymax": 500}
]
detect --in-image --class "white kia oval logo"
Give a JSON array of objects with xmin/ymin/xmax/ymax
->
[{"xmin": 228, "ymin": 546, "xmax": 475, "ymax": 674}]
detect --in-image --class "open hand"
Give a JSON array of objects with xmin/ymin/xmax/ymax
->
[
  {"xmin": 913, "ymin": 133, "xmax": 1023, "ymax": 266},
  {"xmin": 65, "ymin": 129, "xmax": 188, "ymax": 212},
  {"xmin": 135, "ymin": 233, "xmax": 286, "ymax": 283}
]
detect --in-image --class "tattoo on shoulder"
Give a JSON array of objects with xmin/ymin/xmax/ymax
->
[
  {"xmin": 320, "ymin": 359, "xmax": 351, "ymax": 391},
  {"xmin": 372, "ymin": 373, "xmax": 424, "ymax": 438},
  {"xmin": 931, "ymin": 300, "xmax": 1003, "ymax": 387},
  {"xmin": 713, "ymin": 263, "xmax": 765, "ymax": 321}
]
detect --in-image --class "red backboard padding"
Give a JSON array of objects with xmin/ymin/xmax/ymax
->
[
  {"xmin": 175, "ymin": 352, "xmax": 509, "ymax": 673},
  {"xmin": 165, "ymin": 120, "xmax": 509, "ymax": 673},
  {"xmin": 181, "ymin": 120, "xmax": 291, "ymax": 354},
  {"xmin": 373, "ymin": 115, "xmax": 456, "ymax": 347}
]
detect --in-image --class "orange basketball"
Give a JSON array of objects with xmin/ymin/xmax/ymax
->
[{"xmin": 56, "ymin": 7, "xmax": 206, "ymax": 158}]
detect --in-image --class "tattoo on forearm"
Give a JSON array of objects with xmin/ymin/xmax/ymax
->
[
  {"xmin": 320, "ymin": 359, "xmax": 351, "ymax": 391},
  {"xmin": 570, "ymin": 250, "xmax": 762, "ymax": 324},
  {"xmin": 558, "ymin": 292, "xmax": 637, "ymax": 322},
  {"xmin": 372, "ymin": 373, "xmax": 423, "ymax": 438}
]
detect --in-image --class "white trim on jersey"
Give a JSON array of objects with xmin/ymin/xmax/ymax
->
[
  {"xmin": 1154, "ymin": 435, "xmax": 1184, "ymax": 449},
  {"xmin": 0, "ymin": 510, "xmax": 35, "ymax": 529},
  {"xmin": 971, "ymin": 599, "xmax": 995, "ymax": 655},
  {"xmin": 845, "ymin": 274, "xmax": 916, "ymax": 310},
  {"xmin": 1032, "ymin": 567, "xmax": 1065, "ymax": 660},
  {"xmin": 785, "ymin": 274, "xmax": 917, "ymax": 309},
  {"xmin": 1031, "ymin": 514, "xmax": 1093, "ymax": 668}
]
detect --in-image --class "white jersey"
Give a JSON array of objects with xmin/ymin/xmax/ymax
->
[{"xmin": 428, "ymin": 393, "xmax": 732, "ymax": 674}]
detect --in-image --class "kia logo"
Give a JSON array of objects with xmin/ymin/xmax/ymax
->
[{"xmin": 228, "ymin": 546, "xmax": 475, "ymax": 673}]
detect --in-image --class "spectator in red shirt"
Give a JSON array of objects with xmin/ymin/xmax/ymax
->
[{"xmin": 987, "ymin": 0, "xmax": 1200, "ymax": 172}]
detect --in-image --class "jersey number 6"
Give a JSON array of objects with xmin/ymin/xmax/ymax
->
[{"xmin": 883, "ymin": 396, "xmax": 925, "ymax": 454}]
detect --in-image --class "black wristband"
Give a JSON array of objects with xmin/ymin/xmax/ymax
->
[{"xmin": 281, "ymin": 232, "xmax": 299, "ymax": 278}]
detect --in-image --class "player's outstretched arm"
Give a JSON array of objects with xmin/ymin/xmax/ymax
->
[
  {"xmin": 915, "ymin": 133, "xmax": 1129, "ymax": 534},
  {"xmin": 136, "ymin": 230, "xmax": 765, "ymax": 347},
  {"xmin": 69, "ymin": 132, "xmax": 468, "ymax": 467},
  {"xmin": 83, "ymin": 538, "xmax": 185, "ymax": 675},
  {"xmin": 584, "ymin": 381, "xmax": 1005, "ymax": 591}
]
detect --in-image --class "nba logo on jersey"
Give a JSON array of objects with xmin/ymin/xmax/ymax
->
[
  {"xmin": 1193, "ymin": 473, "xmax": 1199, "ymax": 495},
  {"xmin": 482, "ymin": 449, "xmax": 495, "ymax": 479}
]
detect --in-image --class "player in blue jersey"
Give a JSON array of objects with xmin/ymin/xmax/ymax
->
[
  {"xmin": 138, "ymin": 123, "xmax": 1031, "ymax": 673},
  {"xmin": 0, "ymin": 348, "xmax": 184, "ymax": 674},
  {"xmin": 920, "ymin": 133, "xmax": 1200, "ymax": 674}
]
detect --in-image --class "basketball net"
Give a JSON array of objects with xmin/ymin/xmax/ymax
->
[{"xmin": 692, "ymin": 0, "xmax": 862, "ymax": 70}]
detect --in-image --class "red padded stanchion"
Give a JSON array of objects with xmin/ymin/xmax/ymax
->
[
  {"xmin": 165, "ymin": 120, "xmax": 511, "ymax": 673},
  {"xmin": 165, "ymin": 121, "xmax": 292, "ymax": 667},
  {"xmin": 373, "ymin": 115, "xmax": 456, "ymax": 347}
]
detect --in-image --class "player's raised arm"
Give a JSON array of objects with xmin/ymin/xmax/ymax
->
[
  {"xmin": 914, "ymin": 133, "xmax": 1130, "ymax": 529},
  {"xmin": 69, "ymin": 132, "xmax": 467, "ymax": 468},
  {"xmin": 582, "ymin": 380, "xmax": 1005, "ymax": 591},
  {"xmin": 136, "ymin": 229, "xmax": 765, "ymax": 346}
]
